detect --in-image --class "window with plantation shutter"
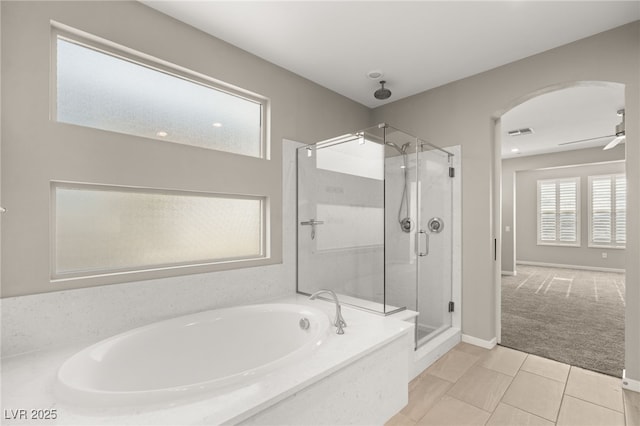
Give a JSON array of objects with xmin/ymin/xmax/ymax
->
[
  {"xmin": 589, "ymin": 174, "xmax": 626, "ymax": 248},
  {"xmin": 537, "ymin": 178, "xmax": 580, "ymax": 246}
]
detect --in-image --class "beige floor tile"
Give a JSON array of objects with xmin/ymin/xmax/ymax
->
[
  {"xmin": 401, "ymin": 374, "xmax": 453, "ymax": 421},
  {"xmin": 501, "ymin": 370, "xmax": 565, "ymax": 421},
  {"xmin": 454, "ymin": 342, "xmax": 490, "ymax": 357},
  {"xmin": 623, "ymin": 388, "xmax": 640, "ymax": 426},
  {"xmin": 486, "ymin": 403, "xmax": 554, "ymax": 426},
  {"xmin": 416, "ymin": 396, "xmax": 491, "ymax": 426},
  {"xmin": 386, "ymin": 412, "xmax": 416, "ymax": 426},
  {"xmin": 447, "ymin": 365, "xmax": 513, "ymax": 412},
  {"xmin": 557, "ymin": 395, "xmax": 625, "ymax": 426},
  {"xmin": 426, "ymin": 349, "xmax": 480, "ymax": 383},
  {"xmin": 564, "ymin": 366, "xmax": 624, "ymax": 412},
  {"xmin": 479, "ymin": 345, "xmax": 527, "ymax": 376},
  {"xmin": 409, "ymin": 375, "xmax": 422, "ymax": 393},
  {"xmin": 520, "ymin": 354, "xmax": 570, "ymax": 383}
]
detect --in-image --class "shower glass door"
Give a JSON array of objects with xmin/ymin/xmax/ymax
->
[
  {"xmin": 382, "ymin": 127, "xmax": 420, "ymax": 315},
  {"xmin": 416, "ymin": 145, "xmax": 454, "ymax": 345}
]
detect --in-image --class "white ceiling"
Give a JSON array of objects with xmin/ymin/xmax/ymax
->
[
  {"xmin": 501, "ymin": 84, "xmax": 625, "ymax": 159},
  {"xmin": 141, "ymin": 1, "xmax": 638, "ymax": 156}
]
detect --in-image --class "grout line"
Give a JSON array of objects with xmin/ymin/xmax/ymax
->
[
  {"xmin": 564, "ymin": 393, "xmax": 626, "ymax": 415},
  {"xmin": 496, "ymin": 357, "xmax": 562, "ymax": 424},
  {"xmin": 500, "ymin": 400, "xmax": 558, "ymax": 424},
  {"xmin": 414, "ymin": 368, "xmax": 483, "ymax": 424},
  {"xmin": 621, "ymin": 388, "xmax": 636, "ymax": 426},
  {"xmin": 554, "ymin": 366, "xmax": 625, "ymax": 415},
  {"xmin": 555, "ymin": 365, "xmax": 572, "ymax": 423},
  {"xmin": 518, "ymin": 366, "xmax": 570, "ymax": 384}
]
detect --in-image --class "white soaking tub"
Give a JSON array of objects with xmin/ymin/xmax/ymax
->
[{"xmin": 56, "ymin": 303, "xmax": 330, "ymax": 407}]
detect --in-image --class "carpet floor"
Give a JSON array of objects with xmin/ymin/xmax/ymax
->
[{"xmin": 501, "ymin": 264, "xmax": 625, "ymax": 377}]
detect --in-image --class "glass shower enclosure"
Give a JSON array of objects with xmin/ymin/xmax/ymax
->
[{"xmin": 297, "ymin": 123, "xmax": 455, "ymax": 348}]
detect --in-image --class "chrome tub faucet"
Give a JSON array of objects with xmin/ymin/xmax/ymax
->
[{"xmin": 309, "ymin": 289, "xmax": 347, "ymax": 335}]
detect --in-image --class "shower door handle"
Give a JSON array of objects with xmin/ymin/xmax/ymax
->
[
  {"xmin": 418, "ymin": 230, "xmax": 429, "ymax": 257},
  {"xmin": 300, "ymin": 219, "xmax": 324, "ymax": 240}
]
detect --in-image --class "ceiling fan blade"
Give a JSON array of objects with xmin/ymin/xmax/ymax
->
[
  {"xmin": 557, "ymin": 135, "xmax": 615, "ymax": 146},
  {"xmin": 603, "ymin": 135, "xmax": 625, "ymax": 151}
]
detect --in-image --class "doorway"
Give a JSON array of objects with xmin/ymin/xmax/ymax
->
[{"xmin": 495, "ymin": 83, "xmax": 626, "ymax": 376}]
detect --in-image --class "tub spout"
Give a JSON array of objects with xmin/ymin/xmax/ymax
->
[{"xmin": 309, "ymin": 289, "xmax": 347, "ymax": 335}]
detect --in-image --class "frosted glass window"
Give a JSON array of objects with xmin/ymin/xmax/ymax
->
[
  {"xmin": 53, "ymin": 184, "xmax": 264, "ymax": 277},
  {"xmin": 56, "ymin": 37, "xmax": 265, "ymax": 158}
]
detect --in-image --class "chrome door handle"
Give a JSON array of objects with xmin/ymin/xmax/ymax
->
[{"xmin": 418, "ymin": 230, "xmax": 429, "ymax": 257}]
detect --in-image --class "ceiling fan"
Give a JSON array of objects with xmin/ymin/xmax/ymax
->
[
  {"xmin": 603, "ymin": 109, "xmax": 625, "ymax": 150},
  {"xmin": 556, "ymin": 109, "xmax": 626, "ymax": 150}
]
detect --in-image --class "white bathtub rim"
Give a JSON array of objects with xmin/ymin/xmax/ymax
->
[
  {"xmin": 55, "ymin": 303, "xmax": 331, "ymax": 408},
  {"xmin": 3, "ymin": 296, "xmax": 413, "ymax": 425}
]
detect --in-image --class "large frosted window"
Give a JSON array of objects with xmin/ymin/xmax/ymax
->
[
  {"xmin": 56, "ymin": 36, "xmax": 266, "ymax": 158},
  {"xmin": 53, "ymin": 184, "xmax": 265, "ymax": 278}
]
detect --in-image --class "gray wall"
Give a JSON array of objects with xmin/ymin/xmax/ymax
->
[
  {"xmin": 516, "ymin": 161, "xmax": 625, "ymax": 270},
  {"xmin": 372, "ymin": 22, "xmax": 640, "ymax": 380},
  {"xmin": 502, "ymin": 146, "xmax": 625, "ymax": 273},
  {"xmin": 0, "ymin": 1, "xmax": 371, "ymax": 297},
  {"xmin": 2, "ymin": 1, "xmax": 640, "ymax": 385}
]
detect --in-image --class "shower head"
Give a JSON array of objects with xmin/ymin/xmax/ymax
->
[
  {"xmin": 374, "ymin": 81, "xmax": 392, "ymax": 100},
  {"xmin": 385, "ymin": 141, "xmax": 410, "ymax": 154}
]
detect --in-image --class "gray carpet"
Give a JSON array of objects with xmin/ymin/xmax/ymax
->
[{"xmin": 501, "ymin": 264, "xmax": 625, "ymax": 377}]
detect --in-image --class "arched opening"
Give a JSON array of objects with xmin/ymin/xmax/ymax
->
[{"xmin": 494, "ymin": 81, "xmax": 626, "ymax": 377}]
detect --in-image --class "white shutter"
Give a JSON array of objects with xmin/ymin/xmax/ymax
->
[
  {"xmin": 539, "ymin": 181, "xmax": 557, "ymax": 242},
  {"xmin": 537, "ymin": 178, "xmax": 579, "ymax": 245},
  {"xmin": 615, "ymin": 176, "xmax": 626, "ymax": 245},
  {"xmin": 589, "ymin": 174, "xmax": 626, "ymax": 248},
  {"xmin": 591, "ymin": 176, "xmax": 612, "ymax": 244},
  {"xmin": 558, "ymin": 181, "xmax": 577, "ymax": 243}
]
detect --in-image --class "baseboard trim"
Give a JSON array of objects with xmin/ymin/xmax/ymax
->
[
  {"xmin": 461, "ymin": 334, "xmax": 497, "ymax": 350},
  {"xmin": 516, "ymin": 260, "xmax": 624, "ymax": 274},
  {"xmin": 501, "ymin": 270, "xmax": 517, "ymax": 276},
  {"xmin": 623, "ymin": 370, "xmax": 640, "ymax": 393}
]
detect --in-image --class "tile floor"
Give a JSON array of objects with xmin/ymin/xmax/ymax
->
[{"xmin": 386, "ymin": 343, "xmax": 640, "ymax": 426}]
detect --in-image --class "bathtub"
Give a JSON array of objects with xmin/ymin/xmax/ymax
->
[{"xmin": 55, "ymin": 303, "xmax": 331, "ymax": 407}]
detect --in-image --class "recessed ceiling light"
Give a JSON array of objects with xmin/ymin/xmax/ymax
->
[
  {"xmin": 367, "ymin": 70, "xmax": 383, "ymax": 80},
  {"xmin": 156, "ymin": 131, "xmax": 168, "ymax": 137},
  {"xmin": 511, "ymin": 148, "xmax": 520, "ymax": 153},
  {"xmin": 212, "ymin": 122, "xmax": 223, "ymax": 128}
]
